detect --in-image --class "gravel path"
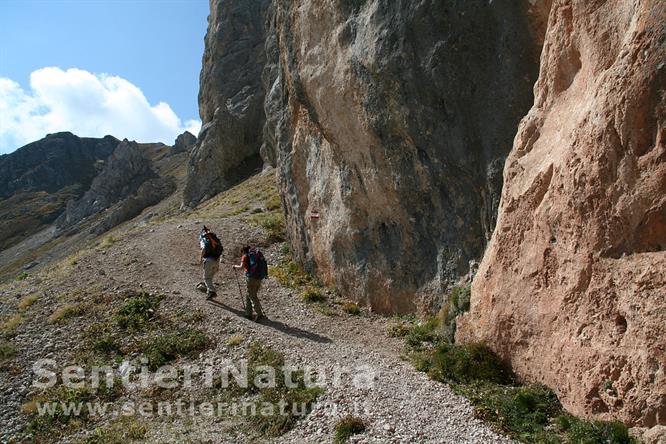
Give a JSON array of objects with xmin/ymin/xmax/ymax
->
[{"xmin": 0, "ymin": 192, "xmax": 514, "ymax": 443}]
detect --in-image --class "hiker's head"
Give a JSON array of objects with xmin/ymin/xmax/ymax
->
[{"xmin": 241, "ymin": 246, "xmax": 250, "ymax": 255}]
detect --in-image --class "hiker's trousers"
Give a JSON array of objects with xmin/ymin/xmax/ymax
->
[
  {"xmin": 246, "ymin": 277, "xmax": 263, "ymax": 316},
  {"xmin": 203, "ymin": 257, "xmax": 219, "ymax": 294}
]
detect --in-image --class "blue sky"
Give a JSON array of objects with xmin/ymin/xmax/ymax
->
[{"xmin": 0, "ymin": 0, "xmax": 209, "ymax": 153}]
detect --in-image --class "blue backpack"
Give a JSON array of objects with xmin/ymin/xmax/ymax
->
[{"xmin": 247, "ymin": 248, "xmax": 268, "ymax": 279}]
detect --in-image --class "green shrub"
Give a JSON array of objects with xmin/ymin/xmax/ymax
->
[
  {"xmin": 334, "ymin": 415, "xmax": 366, "ymax": 443},
  {"xmin": 92, "ymin": 334, "xmax": 121, "ymax": 355},
  {"xmin": 0, "ymin": 341, "xmax": 17, "ymax": 361},
  {"xmin": 342, "ymin": 302, "xmax": 361, "ymax": 315},
  {"xmin": 404, "ymin": 318, "xmax": 441, "ymax": 350},
  {"xmin": 419, "ymin": 342, "xmax": 510, "ymax": 385},
  {"xmin": 387, "ymin": 321, "xmax": 411, "ymax": 338},
  {"xmin": 224, "ymin": 342, "xmax": 322, "ymax": 436},
  {"xmin": 49, "ymin": 303, "xmax": 88, "ymax": 323},
  {"xmin": 301, "ymin": 287, "xmax": 326, "ymax": 303},
  {"xmin": 557, "ymin": 415, "xmax": 635, "ymax": 444},
  {"xmin": 16, "ymin": 271, "xmax": 29, "ymax": 281},
  {"xmin": 271, "ymin": 257, "xmax": 315, "ymax": 288},
  {"xmin": 246, "ymin": 211, "xmax": 286, "ymax": 242},
  {"xmin": 140, "ymin": 329, "xmax": 211, "ymax": 371},
  {"xmin": 115, "ymin": 293, "xmax": 163, "ymax": 330}
]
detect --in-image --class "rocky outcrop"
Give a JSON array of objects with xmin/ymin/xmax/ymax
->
[
  {"xmin": 172, "ymin": 131, "xmax": 197, "ymax": 154},
  {"xmin": 457, "ymin": 0, "xmax": 666, "ymax": 427},
  {"xmin": 0, "ymin": 132, "xmax": 119, "ymax": 249},
  {"xmin": 56, "ymin": 140, "xmax": 175, "ymax": 234},
  {"xmin": 0, "ymin": 132, "xmax": 118, "ymax": 199},
  {"xmin": 183, "ymin": 0, "xmax": 270, "ymax": 206},
  {"xmin": 266, "ymin": 0, "xmax": 542, "ymax": 312}
]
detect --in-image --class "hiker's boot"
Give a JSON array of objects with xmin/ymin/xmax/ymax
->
[
  {"xmin": 206, "ymin": 291, "xmax": 217, "ymax": 300},
  {"xmin": 196, "ymin": 283, "xmax": 207, "ymax": 293},
  {"xmin": 254, "ymin": 314, "xmax": 266, "ymax": 323}
]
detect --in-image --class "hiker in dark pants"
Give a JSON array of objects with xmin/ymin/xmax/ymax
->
[
  {"xmin": 197, "ymin": 226, "xmax": 223, "ymax": 300},
  {"xmin": 233, "ymin": 246, "xmax": 265, "ymax": 321}
]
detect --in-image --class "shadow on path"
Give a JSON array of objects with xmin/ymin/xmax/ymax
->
[{"xmin": 207, "ymin": 300, "xmax": 333, "ymax": 344}]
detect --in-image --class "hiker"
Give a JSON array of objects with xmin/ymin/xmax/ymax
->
[
  {"xmin": 197, "ymin": 226, "xmax": 223, "ymax": 299},
  {"xmin": 233, "ymin": 246, "xmax": 267, "ymax": 321}
]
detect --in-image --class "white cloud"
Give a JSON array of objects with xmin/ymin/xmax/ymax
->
[{"xmin": 0, "ymin": 67, "xmax": 201, "ymax": 154}]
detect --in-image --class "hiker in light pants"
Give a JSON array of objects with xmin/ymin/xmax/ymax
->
[
  {"xmin": 197, "ymin": 226, "xmax": 223, "ymax": 299},
  {"xmin": 233, "ymin": 246, "xmax": 265, "ymax": 320}
]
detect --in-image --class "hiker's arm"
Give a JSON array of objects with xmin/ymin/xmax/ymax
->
[{"xmin": 199, "ymin": 249, "xmax": 204, "ymax": 264}]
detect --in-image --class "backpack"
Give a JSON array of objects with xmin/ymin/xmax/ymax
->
[
  {"xmin": 247, "ymin": 247, "xmax": 268, "ymax": 279},
  {"xmin": 201, "ymin": 232, "xmax": 223, "ymax": 258}
]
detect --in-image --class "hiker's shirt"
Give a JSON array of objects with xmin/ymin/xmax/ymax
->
[{"xmin": 241, "ymin": 254, "xmax": 250, "ymax": 276}]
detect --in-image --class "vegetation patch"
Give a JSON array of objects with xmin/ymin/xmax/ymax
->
[
  {"xmin": 26, "ymin": 382, "xmax": 124, "ymax": 438},
  {"xmin": 139, "ymin": 328, "xmax": 211, "ymax": 371},
  {"xmin": 1, "ymin": 313, "xmax": 23, "ymax": 336},
  {"xmin": 271, "ymin": 255, "xmax": 316, "ymax": 289},
  {"xmin": 114, "ymin": 292, "xmax": 163, "ymax": 330},
  {"xmin": 97, "ymin": 236, "xmax": 118, "ymax": 250},
  {"xmin": 301, "ymin": 287, "xmax": 326, "ymax": 303},
  {"xmin": 49, "ymin": 303, "xmax": 88, "ymax": 323},
  {"xmin": 245, "ymin": 342, "xmax": 323, "ymax": 436},
  {"xmin": 18, "ymin": 293, "xmax": 40, "ymax": 310},
  {"xmin": 334, "ymin": 415, "xmax": 367, "ymax": 443},
  {"xmin": 15, "ymin": 271, "xmax": 29, "ymax": 281},
  {"xmin": 226, "ymin": 334, "xmax": 244, "ymax": 347},
  {"xmin": 342, "ymin": 302, "xmax": 361, "ymax": 316},
  {"xmin": 0, "ymin": 340, "xmax": 17, "ymax": 365},
  {"xmin": 246, "ymin": 211, "xmax": 286, "ymax": 242},
  {"xmin": 402, "ymin": 313, "xmax": 636, "ymax": 443},
  {"xmin": 438, "ymin": 285, "xmax": 471, "ymax": 343},
  {"xmin": 85, "ymin": 417, "xmax": 147, "ymax": 443}
]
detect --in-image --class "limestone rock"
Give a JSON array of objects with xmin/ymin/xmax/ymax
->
[
  {"xmin": 173, "ymin": 131, "xmax": 197, "ymax": 154},
  {"xmin": 269, "ymin": 0, "xmax": 541, "ymax": 312},
  {"xmin": 457, "ymin": 1, "xmax": 666, "ymax": 427},
  {"xmin": 183, "ymin": 0, "xmax": 270, "ymax": 206},
  {"xmin": 56, "ymin": 140, "xmax": 175, "ymax": 234}
]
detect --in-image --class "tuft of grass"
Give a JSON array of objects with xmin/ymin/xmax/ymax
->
[
  {"xmin": 15, "ymin": 271, "xmax": 29, "ymax": 281},
  {"xmin": 556, "ymin": 415, "xmax": 635, "ymax": 444},
  {"xmin": 86, "ymin": 417, "xmax": 147, "ymax": 443},
  {"xmin": 97, "ymin": 236, "xmax": 117, "ymax": 250},
  {"xmin": 413, "ymin": 342, "xmax": 510, "ymax": 385},
  {"xmin": 246, "ymin": 211, "xmax": 286, "ymax": 242},
  {"xmin": 242, "ymin": 342, "xmax": 322, "ymax": 436},
  {"xmin": 387, "ymin": 321, "xmax": 411, "ymax": 338},
  {"xmin": 342, "ymin": 302, "xmax": 361, "ymax": 316},
  {"xmin": 402, "ymin": 316, "xmax": 636, "ymax": 443},
  {"xmin": 1, "ymin": 314, "xmax": 23, "ymax": 336},
  {"xmin": 0, "ymin": 340, "xmax": 17, "ymax": 362},
  {"xmin": 271, "ymin": 255, "xmax": 315, "ymax": 288},
  {"xmin": 265, "ymin": 194, "xmax": 282, "ymax": 211},
  {"xmin": 18, "ymin": 293, "xmax": 39, "ymax": 310},
  {"xmin": 404, "ymin": 317, "xmax": 442, "ymax": 350},
  {"xmin": 334, "ymin": 415, "xmax": 366, "ymax": 443},
  {"xmin": 92, "ymin": 334, "xmax": 121, "ymax": 355},
  {"xmin": 49, "ymin": 303, "xmax": 88, "ymax": 323},
  {"xmin": 301, "ymin": 287, "xmax": 326, "ymax": 303},
  {"xmin": 226, "ymin": 334, "xmax": 244, "ymax": 347},
  {"xmin": 26, "ymin": 382, "xmax": 123, "ymax": 437},
  {"xmin": 139, "ymin": 329, "xmax": 211, "ymax": 371},
  {"xmin": 114, "ymin": 292, "xmax": 163, "ymax": 330},
  {"xmin": 316, "ymin": 304, "xmax": 338, "ymax": 317},
  {"xmin": 437, "ymin": 285, "xmax": 472, "ymax": 343}
]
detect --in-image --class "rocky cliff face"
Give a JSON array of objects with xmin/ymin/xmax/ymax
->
[
  {"xmin": 457, "ymin": 0, "xmax": 666, "ymax": 427},
  {"xmin": 56, "ymin": 140, "xmax": 175, "ymax": 235},
  {"xmin": 0, "ymin": 132, "xmax": 119, "ymax": 249},
  {"xmin": 183, "ymin": 0, "xmax": 270, "ymax": 206},
  {"xmin": 265, "ymin": 0, "xmax": 543, "ymax": 312}
]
